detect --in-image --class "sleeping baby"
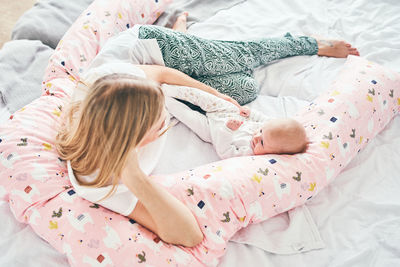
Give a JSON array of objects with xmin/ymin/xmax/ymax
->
[{"xmin": 163, "ymin": 84, "xmax": 308, "ymax": 159}]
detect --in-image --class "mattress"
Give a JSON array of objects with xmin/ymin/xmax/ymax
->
[{"xmin": 1, "ymin": 0, "xmax": 400, "ymax": 266}]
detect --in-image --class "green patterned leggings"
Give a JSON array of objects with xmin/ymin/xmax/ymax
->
[{"xmin": 138, "ymin": 25, "xmax": 318, "ymax": 105}]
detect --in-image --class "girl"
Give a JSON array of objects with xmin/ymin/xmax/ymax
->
[
  {"xmin": 56, "ymin": 12, "xmax": 360, "ymax": 248},
  {"xmin": 56, "ymin": 74, "xmax": 205, "ymax": 247}
]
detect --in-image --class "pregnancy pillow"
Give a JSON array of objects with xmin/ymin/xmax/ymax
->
[{"xmin": 1, "ymin": 0, "xmax": 400, "ymax": 265}]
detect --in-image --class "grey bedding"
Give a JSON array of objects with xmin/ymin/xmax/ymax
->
[
  {"xmin": 11, "ymin": 0, "xmax": 94, "ymax": 49},
  {"xmin": 0, "ymin": 40, "xmax": 52, "ymax": 114}
]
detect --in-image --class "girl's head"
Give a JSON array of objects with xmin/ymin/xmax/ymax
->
[{"xmin": 56, "ymin": 73, "xmax": 165, "ymax": 195}]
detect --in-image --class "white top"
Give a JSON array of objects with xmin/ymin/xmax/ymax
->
[
  {"xmin": 68, "ymin": 26, "xmax": 169, "ymax": 216},
  {"xmin": 162, "ymin": 84, "xmax": 271, "ymax": 159}
]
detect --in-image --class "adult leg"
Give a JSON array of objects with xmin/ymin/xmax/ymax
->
[
  {"xmin": 138, "ymin": 25, "xmax": 318, "ymax": 78},
  {"xmin": 138, "ymin": 26, "xmax": 317, "ymax": 103},
  {"xmin": 196, "ymin": 72, "xmax": 259, "ymax": 105}
]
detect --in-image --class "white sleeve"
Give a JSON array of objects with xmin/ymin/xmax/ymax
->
[
  {"xmin": 212, "ymin": 128, "xmax": 254, "ymax": 159},
  {"xmin": 67, "ymin": 161, "xmax": 137, "ymax": 216},
  {"xmin": 162, "ymin": 84, "xmax": 235, "ymax": 113}
]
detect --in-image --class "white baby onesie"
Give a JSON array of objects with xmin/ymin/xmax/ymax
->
[{"xmin": 162, "ymin": 84, "xmax": 271, "ymax": 159}]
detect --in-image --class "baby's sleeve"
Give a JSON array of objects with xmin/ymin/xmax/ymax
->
[
  {"xmin": 216, "ymin": 143, "xmax": 254, "ymax": 159},
  {"xmin": 162, "ymin": 84, "xmax": 235, "ymax": 113}
]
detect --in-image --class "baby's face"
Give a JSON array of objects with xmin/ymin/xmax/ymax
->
[
  {"xmin": 251, "ymin": 124, "xmax": 275, "ymax": 155},
  {"xmin": 251, "ymin": 119, "xmax": 307, "ymax": 155}
]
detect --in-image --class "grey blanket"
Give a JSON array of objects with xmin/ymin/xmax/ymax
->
[{"xmin": 0, "ymin": 40, "xmax": 53, "ymax": 114}]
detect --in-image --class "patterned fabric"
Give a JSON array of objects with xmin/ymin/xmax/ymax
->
[{"xmin": 138, "ymin": 26, "xmax": 318, "ymax": 104}]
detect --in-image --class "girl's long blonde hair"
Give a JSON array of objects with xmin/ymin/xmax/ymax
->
[{"xmin": 56, "ymin": 73, "xmax": 165, "ymax": 200}]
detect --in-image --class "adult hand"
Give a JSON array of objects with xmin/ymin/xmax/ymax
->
[
  {"xmin": 121, "ymin": 148, "xmax": 144, "ymax": 184},
  {"xmin": 216, "ymin": 92, "xmax": 241, "ymax": 108}
]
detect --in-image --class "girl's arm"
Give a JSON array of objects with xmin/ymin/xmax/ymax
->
[
  {"xmin": 163, "ymin": 84, "xmax": 234, "ymax": 113},
  {"xmin": 137, "ymin": 64, "xmax": 241, "ymax": 108},
  {"xmin": 121, "ymin": 149, "xmax": 203, "ymax": 247}
]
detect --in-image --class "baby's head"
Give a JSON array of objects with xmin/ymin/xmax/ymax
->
[{"xmin": 251, "ymin": 118, "xmax": 307, "ymax": 155}]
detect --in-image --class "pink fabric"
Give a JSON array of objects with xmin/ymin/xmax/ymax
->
[{"xmin": 0, "ymin": 0, "xmax": 399, "ymax": 265}]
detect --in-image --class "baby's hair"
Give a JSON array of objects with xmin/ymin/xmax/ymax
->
[
  {"xmin": 267, "ymin": 118, "xmax": 308, "ymax": 155},
  {"xmin": 56, "ymin": 73, "xmax": 165, "ymax": 201}
]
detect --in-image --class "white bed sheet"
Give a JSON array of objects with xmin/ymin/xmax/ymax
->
[{"xmin": 1, "ymin": 0, "xmax": 400, "ymax": 266}]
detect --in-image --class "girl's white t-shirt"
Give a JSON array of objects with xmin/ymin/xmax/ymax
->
[{"xmin": 67, "ymin": 26, "xmax": 168, "ymax": 216}]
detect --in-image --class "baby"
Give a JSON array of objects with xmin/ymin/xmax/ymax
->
[{"xmin": 162, "ymin": 84, "xmax": 308, "ymax": 159}]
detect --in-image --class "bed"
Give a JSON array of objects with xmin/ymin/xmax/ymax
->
[{"xmin": 0, "ymin": 0, "xmax": 399, "ymax": 266}]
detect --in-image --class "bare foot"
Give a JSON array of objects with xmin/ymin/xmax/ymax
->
[
  {"xmin": 315, "ymin": 38, "xmax": 360, "ymax": 58},
  {"xmin": 172, "ymin": 12, "xmax": 189, "ymax": 33}
]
